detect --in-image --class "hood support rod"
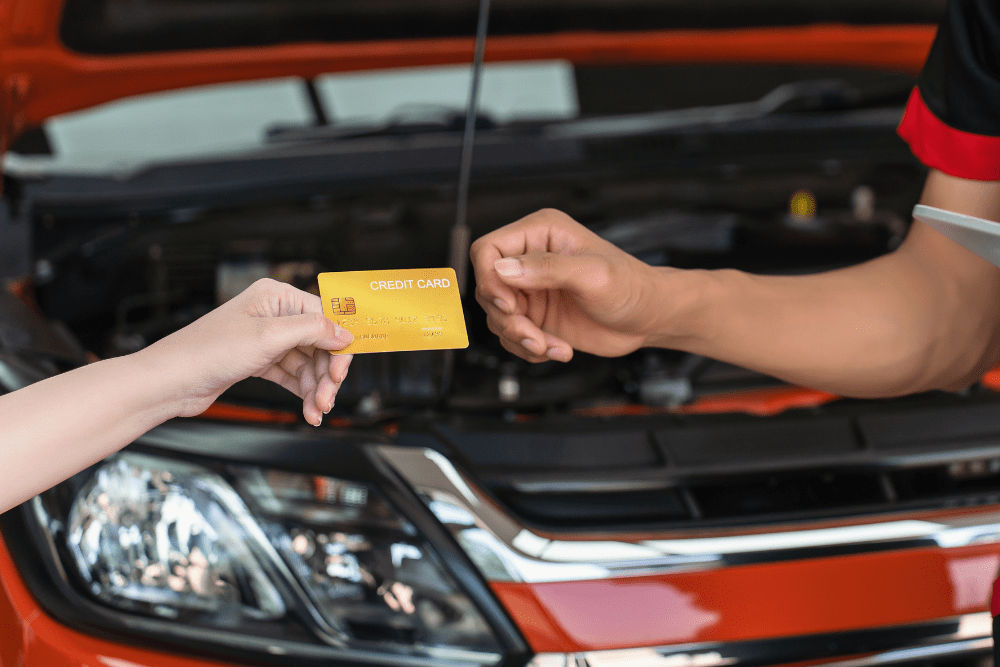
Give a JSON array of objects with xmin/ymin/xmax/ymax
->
[
  {"xmin": 440, "ymin": 0, "xmax": 491, "ymax": 403},
  {"xmin": 449, "ymin": 0, "xmax": 491, "ymax": 297}
]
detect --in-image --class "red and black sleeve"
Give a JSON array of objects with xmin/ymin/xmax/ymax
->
[{"xmin": 897, "ymin": 0, "xmax": 1000, "ymax": 181}]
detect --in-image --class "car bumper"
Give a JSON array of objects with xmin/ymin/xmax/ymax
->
[{"xmin": 4, "ymin": 444, "xmax": 1000, "ymax": 667}]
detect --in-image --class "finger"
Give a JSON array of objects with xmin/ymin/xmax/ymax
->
[
  {"xmin": 486, "ymin": 312, "xmax": 553, "ymax": 361},
  {"xmin": 276, "ymin": 347, "xmax": 315, "ymax": 383},
  {"xmin": 524, "ymin": 284, "xmax": 549, "ymax": 331},
  {"xmin": 494, "ymin": 252, "xmax": 613, "ymax": 297},
  {"xmin": 485, "ymin": 306, "xmax": 573, "ymax": 362},
  {"xmin": 260, "ymin": 365, "xmax": 306, "ymax": 399},
  {"xmin": 295, "ymin": 289, "xmax": 324, "ymax": 315},
  {"xmin": 292, "ymin": 352, "xmax": 323, "ymax": 426},
  {"xmin": 471, "ymin": 240, "xmax": 521, "ymax": 317},
  {"xmin": 313, "ymin": 350, "xmax": 335, "ymax": 414},
  {"xmin": 277, "ymin": 348, "xmax": 323, "ymax": 425},
  {"xmin": 476, "ymin": 284, "xmax": 518, "ymax": 319},
  {"xmin": 244, "ymin": 278, "xmax": 323, "ymax": 317},
  {"xmin": 276, "ymin": 350, "xmax": 324, "ymax": 426},
  {"xmin": 542, "ymin": 331, "xmax": 573, "ymax": 362},
  {"xmin": 330, "ymin": 353, "xmax": 353, "ymax": 385},
  {"xmin": 471, "ymin": 209, "xmax": 593, "ymax": 314},
  {"xmin": 498, "ymin": 335, "xmax": 548, "ymax": 363},
  {"xmin": 294, "ymin": 352, "xmax": 320, "ymax": 403},
  {"xmin": 476, "ymin": 208, "xmax": 584, "ymax": 258},
  {"xmin": 263, "ymin": 312, "xmax": 354, "ymax": 356},
  {"xmin": 302, "ymin": 390, "xmax": 322, "ymax": 426}
]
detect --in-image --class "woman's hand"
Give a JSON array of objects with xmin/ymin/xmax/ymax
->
[
  {"xmin": 470, "ymin": 209, "xmax": 671, "ymax": 362},
  {"xmin": 143, "ymin": 278, "xmax": 354, "ymax": 425},
  {"xmin": 1, "ymin": 278, "xmax": 356, "ymax": 511}
]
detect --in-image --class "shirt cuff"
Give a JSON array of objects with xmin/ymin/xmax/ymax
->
[{"xmin": 897, "ymin": 87, "xmax": 1000, "ymax": 181}]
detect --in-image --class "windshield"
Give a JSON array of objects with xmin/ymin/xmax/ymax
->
[
  {"xmin": 4, "ymin": 61, "xmax": 579, "ymax": 177},
  {"xmin": 4, "ymin": 60, "xmax": 915, "ymax": 178}
]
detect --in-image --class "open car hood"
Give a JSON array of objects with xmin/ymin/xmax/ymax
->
[{"xmin": 0, "ymin": 0, "xmax": 944, "ymax": 149}]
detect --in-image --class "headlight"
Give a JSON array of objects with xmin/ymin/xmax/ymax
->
[
  {"xmin": 68, "ymin": 455, "xmax": 286, "ymax": 622},
  {"xmin": 26, "ymin": 450, "xmax": 506, "ymax": 666}
]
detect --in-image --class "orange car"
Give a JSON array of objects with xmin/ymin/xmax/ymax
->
[{"xmin": 5, "ymin": 1, "xmax": 1000, "ymax": 666}]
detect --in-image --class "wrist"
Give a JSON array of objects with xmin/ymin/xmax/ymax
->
[
  {"xmin": 642, "ymin": 266, "xmax": 724, "ymax": 350},
  {"xmin": 129, "ymin": 341, "xmax": 201, "ymax": 422}
]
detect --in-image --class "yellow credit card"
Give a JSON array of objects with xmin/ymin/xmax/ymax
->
[{"xmin": 318, "ymin": 268, "xmax": 469, "ymax": 354}]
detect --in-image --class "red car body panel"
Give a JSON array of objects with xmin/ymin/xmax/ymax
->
[
  {"xmin": 492, "ymin": 543, "xmax": 999, "ymax": 652},
  {"xmin": 0, "ymin": 539, "xmax": 235, "ymax": 667},
  {"xmin": 6, "ymin": 517, "xmax": 997, "ymax": 660}
]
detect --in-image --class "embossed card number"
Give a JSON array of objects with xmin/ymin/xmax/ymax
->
[{"xmin": 318, "ymin": 268, "xmax": 469, "ymax": 354}]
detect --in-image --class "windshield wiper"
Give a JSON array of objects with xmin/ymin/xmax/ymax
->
[
  {"xmin": 265, "ymin": 104, "xmax": 500, "ymax": 143},
  {"xmin": 545, "ymin": 77, "xmax": 913, "ymax": 140},
  {"xmin": 265, "ymin": 77, "xmax": 911, "ymax": 145}
]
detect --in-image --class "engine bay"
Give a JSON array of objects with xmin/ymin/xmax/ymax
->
[{"xmin": 26, "ymin": 155, "xmax": 925, "ymax": 422}]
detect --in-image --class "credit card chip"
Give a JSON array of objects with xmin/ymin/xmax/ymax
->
[{"xmin": 330, "ymin": 297, "xmax": 357, "ymax": 315}]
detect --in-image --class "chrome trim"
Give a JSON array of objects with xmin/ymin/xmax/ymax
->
[
  {"xmin": 377, "ymin": 445, "xmax": 719, "ymax": 583},
  {"xmin": 525, "ymin": 613, "xmax": 993, "ymax": 667},
  {"xmin": 376, "ymin": 445, "xmax": 1000, "ymax": 583},
  {"xmin": 509, "ymin": 477, "xmax": 679, "ymax": 494},
  {"xmin": 817, "ymin": 639, "xmax": 991, "ymax": 667}
]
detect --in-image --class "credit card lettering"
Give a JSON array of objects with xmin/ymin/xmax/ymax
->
[{"xmin": 368, "ymin": 278, "xmax": 452, "ymax": 290}]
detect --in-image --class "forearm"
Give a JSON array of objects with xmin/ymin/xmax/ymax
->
[
  {"xmin": 655, "ymin": 259, "xmax": 992, "ymax": 397},
  {"xmin": 0, "ymin": 349, "xmax": 184, "ymax": 512},
  {"xmin": 651, "ymin": 171, "xmax": 1000, "ymax": 397},
  {"xmin": 0, "ymin": 278, "xmax": 353, "ymax": 514}
]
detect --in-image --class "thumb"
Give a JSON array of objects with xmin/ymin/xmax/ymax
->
[
  {"xmin": 262, "ymin": 312, "xmax": 354, "ymax": 354},
  {"xmin": 494, "ymin": 252, "xmax": 614, "ymax": 297}
]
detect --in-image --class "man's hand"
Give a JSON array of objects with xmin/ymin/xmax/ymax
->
[
  {"xmin": 471, "ymin": 209, "xmax": 672, "ymax": 362},
  {"xmin": 145, "ymin": 278, "xmax": 354, "ymax": 425},
  {"xmin": 471, "ymin": 172, "xmax": 1000, "ymax": 399}
]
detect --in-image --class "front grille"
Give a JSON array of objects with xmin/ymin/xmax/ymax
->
[
  {"xmin": 499, "ymin": 487, "xmax": 690, "ymax": 525},
  {"xmin": 690, "ymin": 469, "xmax": 887, "ymax": 520},
  {"xmin": 408, "ymin": 392, "xmax": 1000, "ymax": 530}
]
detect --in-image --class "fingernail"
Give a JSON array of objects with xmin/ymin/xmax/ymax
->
[
  {"xmin": 493, "ymin": 298, "xmax": 511, "ymax": 314},
  {"xmin": 334, "ymin": 325, "xmax": 354, "ymax": 344},
  {"xmin": 547, "ymin": 347, "xmax": 571, "ymax": 362},
  {"xmin": 495, "ymin": 258, "xmax": 524, "ymax": 278},
  {"xmin": 521, "ymin": 338, "xmax": 544, "ymax": 355}
]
